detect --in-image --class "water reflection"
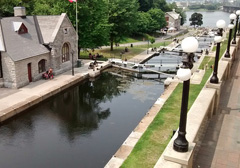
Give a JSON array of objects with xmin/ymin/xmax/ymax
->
[
  {"xmin": 50, "ymin": 72, "xmax": 133, "ymax": 141},
  {"xmin": 0, "ymin": 71, "xmax": 164, "ymax": 168}
]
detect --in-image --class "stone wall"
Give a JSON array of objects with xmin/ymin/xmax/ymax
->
[
  {"xmin": 49, "ymin": 14, "xmax": 77, "ymax": 75},
  {"xmin": 2, "ymin": 52, "xmax": 17, "ymax": 88},
  {"xmin": 2, "ymin": 52, "xmax": 50, "ymax": 88},
  {"xmin": 154, "ymin": 37, "xmax": 240, "ymax": 168}
]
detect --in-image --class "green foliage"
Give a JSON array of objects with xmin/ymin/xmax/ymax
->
[
  {"xmin": 149, "ymin": 37, "xmax": 155, "ymax": 44},
  {"xmin": 78, "ymin": 0, "xmax": 110, "ymax": 49},
  {"xmin": 121, "ymin": 65, "xmax": 214, "ymax": 168},
  {"xmin": 108, "ymin": 0, "xmax": 139, "ymax": 50},
  {"xmin": 138, "ymin": 0, "xmax": 170, "ymax": 12},
  {"xmin": 136, "ymin": 12, "xmax": 152, "ymax": 34},
  {"xmin": 0, "ymin": 0, "xmax": 173, "ymax": 51},
  {"xmin": 188, "ymin": 3, "xmax": 219, "ymax": 11},
  {"xmin": 147, "ymin": 8, "xmax": 166, "ymax": 32},
  {"xmin": 188, "ymin": 4, "xmax": 204, "ymax": 10},
  {"xmin": 0, "ymin": 0, "xmax": 34, "ymax": 17},
  {"xmin": 205, "ymin": 4, "xmax": 218, "ymax": 10},
  {"xmin": 138, "ymin": 0, "xmax": 152, "ymax": 12},
  {"xmin": 152, "ymin": 0, "xmax": 171, "ymax": 12},
  {"xmin": 189, "ymin": 12, "xmax": 203, "ymax": 27}
]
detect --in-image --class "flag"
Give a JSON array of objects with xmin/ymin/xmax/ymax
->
[{"xmin": 68, "ymin": 0, "xmax": 77, "ymax": 2}]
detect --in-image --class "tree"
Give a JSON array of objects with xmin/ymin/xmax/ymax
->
[
  {"xmin": 147, "ymin": 8, "xmax": 166, "ymax": 33},
  {"xmin": 33, "ymin": 0, "xmax": 110, "ymax": 58},
  {"xmin": 138, "ymin": 0, "xmax": 151, "ymax": 12},
  {"xmin": 189, "ymin": 12, "xmax": 203, "ymax": 28},
  {"xmin": 151, "ymin": 0, "xmax": 170, "ymax": 12},
  {"xmin": 136, "ymin": 12, "xmax": 151, "ymax": 34},
  {"xmin": 0, "ymin": 0, "xmax": 35, "ymax": 17},
  {"xmin": 108, "ymin": 0, "xmax": 139, "ymax": 51},
  {"xmin": 78, "ymin": 0, "xmax": 110, "ymax": 53}
]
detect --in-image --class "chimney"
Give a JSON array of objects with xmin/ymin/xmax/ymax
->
[{"xmin": 14, "ymin": 7, "xmax": 26, "ymax": 18}]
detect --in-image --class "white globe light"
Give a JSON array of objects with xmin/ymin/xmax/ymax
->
[
  {"xmin": 214, "ymin": 36, "xmax": 222, "ymax": 43},
  {"xmin": 230, "ymin": 13, "xmax": 237, "ymax": 20},
  {"xmin": 181, "ymin": 37, "xmax": 199, "ymax": 53},
  {"xmin": 216, "ymin": 20, "xmax": 226, "ymax": 28},
  {"xmin": 228, "ymin": 24, "xmax": 234, "ymax": 29},
  {"xmin": 177, "ymin": 68, "xmax": 191, "ymax": 81},
  {"xmin": 236, "ymin": 10, "xmax": 240, "ymax": 15}
]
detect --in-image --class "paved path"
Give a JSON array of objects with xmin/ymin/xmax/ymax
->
[{"xmin": 193, "ymin": 51, "xmax": 240, "ymax": 167}]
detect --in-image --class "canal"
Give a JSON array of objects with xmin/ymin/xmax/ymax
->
[
  {"xmin": 0, "ymin": 70, "xmax": 164, "ymax": 168},
  {"xmin": 185, "ymin": 10, "xmax": 230, "ymax": 27}
]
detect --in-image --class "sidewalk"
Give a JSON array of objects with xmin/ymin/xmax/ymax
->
[
  {"xmin": 193, "ymin": 51, "xmax": 240, "ymax": 167},
  {"xmin": 0, "ymin": 60, "xmax": 109, "ymax": 122}
]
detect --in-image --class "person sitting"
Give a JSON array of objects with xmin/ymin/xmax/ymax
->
[
  {"xmin": 48, "ymin": 68, "xmax": 53, "ymax": 79},
  {"xmin": 88, "ymin": 62, "xmax": 94, "ymax": 69},
  {"xmin": 93, "ymin": 60, "xmax": 98, "ymax": 67},
  {"xmin": 42, "ymin": 71, "xmax": 49, "ymax": 80},
  {"xmin": 89, "ymin": 53, "xmax": 92, "ymax": 59}
]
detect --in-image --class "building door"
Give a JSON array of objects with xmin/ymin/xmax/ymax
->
[{"xmin": 28, "ymin": 63, "xmax": 32, "ymax": 82}]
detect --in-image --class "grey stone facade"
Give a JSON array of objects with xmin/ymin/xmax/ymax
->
[
  {"xmin": 0, "ymin": 8, "xmax": 77, "ymax": 88},
  {"xmin": 48, "ymin": 14, "xmax": 77, "ymax": 75}
]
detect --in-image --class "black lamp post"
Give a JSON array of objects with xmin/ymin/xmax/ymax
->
[
  {"xmin": 173, "ymin": 37, "xmax": 199, "ymax": 152},
  {"xmin": 232, "ymin": 10, "xmax": 240, "ymax": 44},
  {"xmin": 225, "ymin": 14, "xmax": 236, "ymax": 58},
  {"xmin": 71, "ymin": 50, "xmax": 75, "ymax": 76},
  {"xmin": 237, "ymin": 10, "xmax": 240, "ymax": 36},
  {"xmin": 210, "ymin": 20, "xmax": 226, "ymax": 84}
]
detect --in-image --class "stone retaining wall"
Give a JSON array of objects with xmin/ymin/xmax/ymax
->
[{"xmin": 154, "ymin": 37, "xmax": 240, "ymax": 168}]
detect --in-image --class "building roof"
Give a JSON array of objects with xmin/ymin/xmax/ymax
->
[
  {"xmin": 0, "ymin": 20, "xmax": 5, "ymax": 51},
  {"xmin": 166, "ymin": 11, "xmax": 180, "ymax": 20},
  {"xmin": 36, "ymin": 15, "xmax": 61, "ymax": 44},
  {"xmin": 0, "ymin": 16, "xmax": 50, "ymax": 61}
]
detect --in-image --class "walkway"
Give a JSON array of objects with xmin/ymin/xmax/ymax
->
[{"xmin": 193, "ymin": 51, "xmax": 240, "ymax": 167}]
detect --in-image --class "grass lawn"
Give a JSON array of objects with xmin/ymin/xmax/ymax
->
[
  {"xmin": 121, "ymin": 35, "xmax": 229, "ymax": 167},
  {"xmin": 119, "ymin": 37, "xmax": 142, "ymax": 44},
  {"xmin": 199, "ymin": 56, "xmax": 215, "ymax": 70},
  {"xmin": 121, "ymin": 64, "xmax": 213, "ymax": 168},
  {"xmin": 79, "ymin": 41, "xmax": 171, "ymax": 60}
]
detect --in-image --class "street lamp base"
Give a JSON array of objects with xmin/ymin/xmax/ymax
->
[
  {"xmin": 232, "ymin": 40, "xmax": 236, "ymax": 44},
  {"xmin": 224, "ymin": 51, "xmax": 230, "ymax": 58},
  {"xmin": 173, "ymin": 131, "xmax": 189, "ymax": 152},
  {"xmin": 210, "ymin": 74, "xmax": 219, "ymax": 84}
]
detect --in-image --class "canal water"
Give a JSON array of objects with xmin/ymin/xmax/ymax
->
[
  {"xmin": 0, "ymin": 70, "xmax": 164, "ymax": 168},
  {"xmin": 185, "ymin": 10, "xmax": 230, "ymax": 28}
]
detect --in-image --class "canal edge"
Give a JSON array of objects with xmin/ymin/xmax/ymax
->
[
  {"xmin": 0, "ymin": 62, "xmax": 111, "ymax": 123},
  {"xmin": 105, "ymin": 81, "xmax": 179, "ymax": 168}
]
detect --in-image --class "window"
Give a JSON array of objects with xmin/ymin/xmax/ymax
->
[
  {"xmin": 38, "ymin": 59, "xmax": 46, "ymax": 73},
  {"xmin": 13, "ymin": 22, "xmax": 28, "ymax": 34},
  {"xmin": 63, "ymin": 28, "xmax": 68, "ymax": 34},
  {"xmin": 18, "ymin": 26, "xmax": 28, "ymax": 34},
  {"xmin": 62, "ymin": 43, "xmax": 70, "ymax": 63}
]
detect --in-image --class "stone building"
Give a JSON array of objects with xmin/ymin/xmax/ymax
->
[
  {"xmin": 165, "ymin": 9, "xmax": 181, "ymax": 31},
  {"xmin": 0, "ymin": 7, "xmax": 77, "ymax": 88}
]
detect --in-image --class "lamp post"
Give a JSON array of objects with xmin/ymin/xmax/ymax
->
[
  {"xmin": 71, "ymin": 50, "xmax": 75, "ymax": 76},
  {"xmin": 232, "ymin": 10, "xmax": 240, "ymax": 44},
  {"xmin": 210, "ymin": 20, "xmax": 226, "ymax": 84},
  {"xmin": 173, "ymin": 37, "xmax": 198, "ymax": 152},
  {"xmin": 225, "ymin": 14, "xmax": 236, "ymax": 58},
  {"xmin": 237, "ymin": 10, "xmax": 240, "ymax": 36}
]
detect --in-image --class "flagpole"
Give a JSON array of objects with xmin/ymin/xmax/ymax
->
[{"xmin": 76, "ymin": 0, "xmax": 78, "ymax": 58}]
